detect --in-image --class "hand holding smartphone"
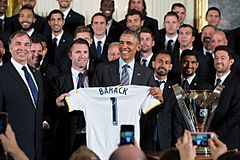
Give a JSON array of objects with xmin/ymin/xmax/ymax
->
[
  {"xmin": 120, "ymin": 125, "xmax": 134, "ymax": 145},
  {"xmin": 191, "ymin": 132, "xmax": 215, "ymax": 147}
]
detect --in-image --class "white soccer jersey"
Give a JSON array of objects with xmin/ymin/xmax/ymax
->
[{"xmin": 66, "ymin": 85, "xmax": 160, "ymax": 160}]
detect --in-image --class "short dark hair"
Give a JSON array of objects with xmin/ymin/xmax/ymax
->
[
  {"xmin": 140, "ymin": 27, "xmax": 154, "ymax": 39},
  {"xmin": 164, "ymin": 11, "xmax": 179, "ymax": 21},
  {"xmin": 20, "ymin": 4, "xmax": 35, "ymax": 16},
  {"xmin": 201, "ymin": 24, "xmax": 217, "ymax": 32},
  {"xmin": 128, "ymin": 0, "xmax": 147, "ymax": 16},
  {"xmin": 180, "ymin": 49, "xmax": 199, "ymax": 62},
  {"xmin": 178, "ymin": 24, "xmax": 195, "ymax": 36},
  {"xmin": 68, "ymin": 38, "xmax": 90, "ymax": 53},
  {"xmin": 91, "ymin": 12, "xmax": 107, "ymax": 24},
  {"xmin": 171, "ymin": 3, "xmax": 186, "ymax": 11},
  {"xmin": 154, "ymin": 50, "xmax": 172, "ymax": 63},
  {"xmin": 214, "ymin": 45, "xmax": 234, "ymax": 60},
  {"xmin": 125, "ymin": 9, "xmax": 144, "ymax": 21},
  {"xmin": 47, "ymin": 9, "xmax": 64, "ymax": 21},
  {"xmin": 121, "ymin": 29, "xmax": 140, "ymax": 44},
  {"xmin": 100, "ymin": 0, "xmax": 114, "ymax": 7},
  {"xmin": 30, "ymin": 37, "xmax": 43, "ymax": 50},
  {"xmin": 206, "ymin": 7, "xmax": 221, "ymax": 18}
]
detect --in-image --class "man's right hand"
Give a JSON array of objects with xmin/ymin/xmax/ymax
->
[{"xmin": 56, "ymin": 93, "xmax": 69, "ymax": 107}]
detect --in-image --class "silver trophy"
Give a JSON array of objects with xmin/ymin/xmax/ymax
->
[{"xmin": 172, "ymin": 84, "xmax": 225, "ymax": 155}]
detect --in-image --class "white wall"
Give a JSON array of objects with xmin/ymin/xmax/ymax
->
[{"xmin": 34, "ymin": 0, "xmax": 194, "ymax": 29}]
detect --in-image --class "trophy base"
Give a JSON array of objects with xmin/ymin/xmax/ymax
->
[{"xmin": 196, "ymin": 147, "xmax": 211, "ymax": 156}]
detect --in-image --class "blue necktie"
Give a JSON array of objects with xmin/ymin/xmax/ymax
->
[
  {"xmin": 142, "ymin": 59, "xmax": 147, "ymax": 67},
  {"xmin": 22, "ymin": 66, "xmax": 38, "ymax": 103},
  {"xmin": 77, "ymin": 73, "xmax": 84, "ymax": 89},
  {"xmin": 121, "ymin": 65, "xmax": 130, "ymax": 85},
  {"xmin": 96, "ymin": 41, "xmax": 102, "ymax": 58},
  {"xmin": 215, "ymin": 78, "xmax": 221, "ymax": 88},
  {"xmin": 182, "ymin": 79, "xmax": 189, "ymax": 91}
]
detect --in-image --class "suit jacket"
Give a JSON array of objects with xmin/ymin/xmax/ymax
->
[
  {"xmin": 89, "ymin": 37, "xmax": 113, "ymax": 70},
  {"xmin": 47, "ymin": 32, "xmax": 73, "ymax": 69},
  {"xmin": 0, "ymin": 61, "xmax": 44, "ymax": 160},
  {"xmin": 50, "ymin": 70, "xmax": 93, "ymax": 159},
  {"xmin": 140, "ymin": 80, "xmax": 177, "ymax": 151},
  {"xmin": 64, "ymin": 9, "xmax": 85, "ymax": 35},
  {"xmin": 5, "ymin": 14, "xmax": 50, "ymax": 37},
  {"xmin": 91, "ymin": 59, "xmax": 156, "ymax": 87},
  {"xmin": 107, "ymin": 19, "xmax": 123, "ymax": 42},
  {"xmin": 119, "ymin": 15, "xmax": 159, "ymax": 41},
  {"xmin": 210, "ymin": 72, "xmax": 240, "ymax": 149},
  {"xmin": 135, "ymin": 51, "xmax": 156, "ymax": 70}
]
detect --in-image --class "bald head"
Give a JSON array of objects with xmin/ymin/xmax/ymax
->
[
  {"xmin": 109, "ymin": 145, "xmax": 146, "ymax": 160},
  {"xmin": 211, "ymin": 30, "xmax": 228, "ymax": 51}
]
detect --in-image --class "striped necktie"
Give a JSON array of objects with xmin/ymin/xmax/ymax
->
[{"xmin": 121, "ymin": 64, "xmax": 130, "ymax": 85}]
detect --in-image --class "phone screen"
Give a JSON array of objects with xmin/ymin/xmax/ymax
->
[
  {"xmin": 120, "ymin": 125, "xmax": 134, "ymax": 145},
  {"xmin": 192, "ymin": 132, "xmax": 214, "ymax": 147}
]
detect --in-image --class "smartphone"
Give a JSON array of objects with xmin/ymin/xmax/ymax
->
[
  {"xmin": 0, "ymin": 112, "xmax": 7, "ymax": 134},
  {"xmin": 120, "ymin": 125, "xmax": 134, "ymax": 145},
  {"xmin": 191, "ymin": 132, "xmax": 215, "ymax": 147}
]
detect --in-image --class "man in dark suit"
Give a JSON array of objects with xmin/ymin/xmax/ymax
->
[
  {"xmin": 135, "ymin": 27, "xmax": 156, "ymax": 70},
  {"xmin": 140, "ymin": 51, "xmax": 178, "ymax": 151},
  {"xmin": 210, "ymin": 46, "xmax": 240, "ymax": 150},
  {"xmin": 52, "ymin": 39, "xmax": 92, "ymax": 160},
  {"xmin": 89, "ymin": 12, "xmax": 112, "ymax": 70},
  {"xmin": 18, "ymin": 5, "xmax": 46, "ymax": 40},
  {"xmin": 171, "ymin": 49, "xmax": 212, "ymax": 142},
  {"xmin": 119, "ymin": 0, "xmax": 159, "ymax": 41},
  {"xmin": 5, "ymin": 0, "xmax": 50, "ymax": 38},
  {"xmin": 169, "ymin": 24, "xmax": 196, "ymax": 80},
  {"xmin": 46, "ymin": 9, "xmax": 73, "ymax": 71},
  {"xmin": 57, "ymin": 0, "xmax": 85, "ymax": 35},
  {"xmin": 158, "ymin": 11, "xmax": 180, "ymax": 52},
  {"xmin": 0, "ymin": 31, "xmax": 44, "ymax": 160},
  {"xmin": 100, "ymin": 0, "xmax": 123, "ymax": 42}
]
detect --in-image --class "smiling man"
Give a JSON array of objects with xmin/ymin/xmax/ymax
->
[
  {"xmin": 0, "ymin": 31, "xmax": 44, "ymax": 160},
  {"xmin": 47, "ymin": 9, "xmax": 73, "ymax": 70}
]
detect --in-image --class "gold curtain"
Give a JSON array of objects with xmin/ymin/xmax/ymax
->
[
  {"xmin": 195, "ymin": 0, "xmax": 208, "ymax": 31},
  {"xmin": 6, "ymin": 0, "xmax": 20, "ymax": 17}
]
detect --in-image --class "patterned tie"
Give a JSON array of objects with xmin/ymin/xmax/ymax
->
[
  {"xmin": 22, "ymin": 66, "xmax": 39, "ymax": 103},
  {"xmin": 141, "ymin": 59, "xmax": 147, "ymax": 67},
  {"xmin": 96, "ymin": 41, "xmax": 102, "ymax": 58},
  {"xmin": 121, "ymin": 64, "xmax": 130, "ymax": 85},
  {"xmin": 77, "ymin": 73, "xmax": 84, "ymax": 89},
  {"xmin": 166, "ymin": 39, "xmax": 174, "ymax": 52},
  {"xmin": 182, "ymin": 79, "xmax": 189, "ymax": 91},
  {"xmin": 214, "ymin": 78, "xmax": 221, "ymax": 88}
]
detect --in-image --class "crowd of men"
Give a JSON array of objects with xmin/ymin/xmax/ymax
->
[{"xmin": 0, "ymin": 0, "xmax": 240, "ymax": 159}]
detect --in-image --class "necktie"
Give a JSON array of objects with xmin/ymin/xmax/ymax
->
[
  {"xmin": 156, "ymin": 80, "xmax": 165, "ymax": 87},
  {"xmin": 141, "ymin": 59, "xmax": 147, "ymax": 67},
  {"xmin": 96, "ymin": 41, "xmax": 102, "ymax": 59},
  {"xmin": 52, "ymin": 37, "xmax": 57, "ymax": 48},
  {"xmin": 182, "ymin": 79, "xmax": 189, "ymax": 91},
  {"xmin": 121, "ymin": 64, "xmax": 130, "ymax": 85},
  {"xmin": 22, "ymin": 66, "xmax": 38, "ymax": 103},
  {"xmin": 215, "ymin": 78, "xmax": 221, "ymax": 88},
  {"xmin": 166, "ymin": 39, "xmax": 174, "ymax": 52},
  {"xmin": 77, "ymin": 73, "xmax": 84, "ymax": 89}
]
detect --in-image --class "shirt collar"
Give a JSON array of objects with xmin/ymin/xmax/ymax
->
[
  {"xmin": 26, "ymin": 28, "xmax": 34, "ymax": 37},
  {"xmin": 140, "ymin": 52, "xmax": 153, "ymax": 64},
  {"xmin": 182, "ymin": 73, "xmax": 196, "ymax": 85},
  {"xmin": 119, "ymin": 57, "xmax": 135, "ymax": 70},
  {"xmin": 94, "ymin": 35, "xmax": 106, "ymax": 46},
  {"xmin": 52, "ymin": 30, "xmax": 64, "ymax": 46},
  {"xmin": 165, "ymin": 34, "xmax": 178, "ymax": 43},
  {"xmin": 0, "ymin": 15, "xmax": 4, "ymax": 20},
  {"xmin": 62, "ymin": 8, "xmax": 71, "ymax": 20},
  {"xmin": 216, "ymin": 70, "xmax": 231, "ymax": 84}
]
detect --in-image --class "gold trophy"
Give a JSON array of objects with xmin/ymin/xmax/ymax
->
[{"xmin": 172, "ymin": 84, "xmax": 225, "ymax": 156}]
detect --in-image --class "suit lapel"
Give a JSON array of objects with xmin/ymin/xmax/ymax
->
[
  {"xmin": 109, "ymin": 60, "xmax": 120, "ymax": 85},
  {"xmin": 131, "ymin": 63, "xmax": 142, "ymax": 84},
  {"xmin": 6, "ymin": 62, "xmax": 34, "ymax": 106},
  {"xmin": 65, "ymin": 72, "xmax": 74, "ymax": 91},
  {"xmin": 55, "ymin": 33, "xmax": 67, "ymax": 58}
]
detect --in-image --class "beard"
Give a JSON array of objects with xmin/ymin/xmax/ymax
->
[
  {"xmin": 155, "ymin": 67, "xmax": 168, "ymax": 76},
  {"xmin": 21, "ymin": 23, "xmax": 34, "ymax": 31}
]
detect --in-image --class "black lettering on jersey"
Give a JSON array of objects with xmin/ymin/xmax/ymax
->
[{"xmin": 98, "ymin": 87, "xmax": 128, "ymax": 95}]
